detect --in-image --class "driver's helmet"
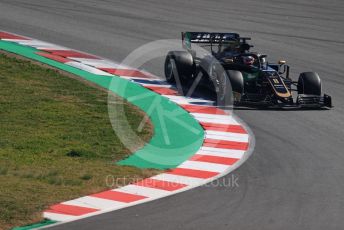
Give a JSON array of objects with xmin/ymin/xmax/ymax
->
[
  {"xmin": 242, "ymin": 56, "xmax": 255, "ymax": 66},
  {"xmin": 260, "ymin": 56, "xmax": 267, "ymax": 66}
]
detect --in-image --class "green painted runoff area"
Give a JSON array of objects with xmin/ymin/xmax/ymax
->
[{"xmin": 0, "ymin": 40, "xmax": 204, "ymax": 169}]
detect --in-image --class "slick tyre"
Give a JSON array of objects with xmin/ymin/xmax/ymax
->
[
  {"xmin": 297, "ymin": 72, "xmax": 321, "ymax": 96},
  {"xmin": 164, "ymin": 51, "xmax": 194, "ymax": 84}
]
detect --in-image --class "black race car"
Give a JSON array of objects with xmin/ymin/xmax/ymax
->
[{"xmin": 165, "ymin": 32, "xmax": 332, "ymax": 108}]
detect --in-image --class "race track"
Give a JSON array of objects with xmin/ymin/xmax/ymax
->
[{"xmin": 0, "ymin": 0, "xmax": 343, "ymax": 229}]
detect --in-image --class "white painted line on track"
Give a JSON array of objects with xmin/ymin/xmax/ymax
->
[
  {"xmin": 197, "ymin": 149, "xmax": 245, "ymax": 158},
  {"xmin": 151, "ymin": 173, "xmax": 205, "ymax": 185},
  {"xmin": 17, "ymin": 39, "xmax": 68, "ymax": 50},
  {"xmin": 68, "ymin": 58, "xmax": 127, "ymax": 69},
  {"xmin": 178, "ymin": 160, "xmax": 229, "ymax": 172},
  {"xmin": 62, "ymin": 196, "xmax": 126, "ymax": 210},
  {"xmin": 66, "ymin": 61, "xmax": 114, "ymax": 76},
  {"xmin": 115, "ymin": 185, "xmax": 171, "ymax": 198},
  {"xmin": 43, "ymin": 213, "xmax": 76, "ymax": 222},
  {"xmin": 205, "ymin": 130, "xmax": 249, "ymax": 142}
]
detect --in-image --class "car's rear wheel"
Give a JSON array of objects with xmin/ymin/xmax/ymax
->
[
  {"xmin": 297, "ymin": 72, "xmax": 322, "ymax": 96},
  {"xmin": 213, "ymin": 69, "xmax": 244, "ymax": 106},
  {"xmin": 226, "ymin": 70, "xmax": 244, "ymax": 104},
  {"xmin": 164, "ymin": 51, "xmax": 194, "ymax": 84},
  {"xmin": 226, "ymin": 70, "xmax": 244, "ymax": 95}
]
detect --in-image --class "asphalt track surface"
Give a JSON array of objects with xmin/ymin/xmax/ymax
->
[{"xmin": 1, "ymin": 0, "xmax": 344, "ymax": 229}]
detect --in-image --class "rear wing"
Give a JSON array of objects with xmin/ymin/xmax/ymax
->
[{"xmin": 182, "ymin": 32, "xmax": 251, "ymax": 50}]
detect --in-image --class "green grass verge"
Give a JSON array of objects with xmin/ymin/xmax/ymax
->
[
  {"xmin": 0, "ymin": 53, "xmax": 157, "ymax": 230},
  {"xmin": 0, "ymin": 39, "xmax": 204, "ymax": 170}
]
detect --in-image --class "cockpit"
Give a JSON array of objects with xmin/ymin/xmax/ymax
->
[{"xmin": 219, "ymin": 52, "xmax": 268, "ymax": 70}]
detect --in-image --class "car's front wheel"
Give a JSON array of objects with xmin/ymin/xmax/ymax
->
[{"xmin": 297, "ymin": 72, "xmax": 322, "ymax": 96}]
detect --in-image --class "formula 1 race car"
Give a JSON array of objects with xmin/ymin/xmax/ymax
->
[{"xmin": 165, "ymin": 32, "xmax": 332, "ymax": 108}]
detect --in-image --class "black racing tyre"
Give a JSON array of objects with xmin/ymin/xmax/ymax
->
[
  {"xmin": 297, "ymin": 72, "xmax": 321, "ymax": 96},
  {"xmin": 226, "ymin": 70, "xmax": 244, "ymax": 94},
  {"xmin": 214, "ymin": 67, "xmax": 231, "ymax": 106},
  {"xmin": 164, "ymin": 51, "xmax": 194, "ymax": 83}
]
